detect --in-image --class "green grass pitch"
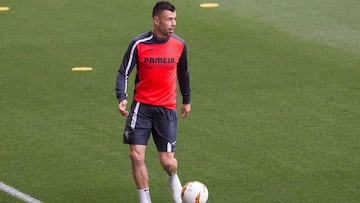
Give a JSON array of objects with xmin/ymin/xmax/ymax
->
[{"xmin": 1, "ymin": 0, "xmax": 359, "ymax": 202}]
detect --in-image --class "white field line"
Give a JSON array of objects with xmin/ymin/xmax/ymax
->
[{"xmin": 0, "ymin": 181, "xmax": 43, "ymax": 203}]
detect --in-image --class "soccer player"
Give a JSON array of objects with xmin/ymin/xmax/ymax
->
[{"xmin": 115, "ymin": 1, "xmax": 191, "ymax": 203}]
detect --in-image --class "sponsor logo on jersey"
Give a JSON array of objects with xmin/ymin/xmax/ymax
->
[{"xmin": 144, "ymin": 57, "xmax": 175, "ymax": 64}]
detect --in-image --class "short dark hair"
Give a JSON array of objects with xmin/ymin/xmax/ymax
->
[{"xmin": 152, "ymin": 1, "xmax": 176, "ymax": 17}]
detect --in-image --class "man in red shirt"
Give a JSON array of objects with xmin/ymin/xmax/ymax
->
[{"xmin": 115, "ymin": 1, "xmax": 191, "ymax": 203}]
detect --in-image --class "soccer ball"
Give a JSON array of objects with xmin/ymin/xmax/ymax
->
[{"xmin": 181, "ymin": 181, "xmax": 208, "ymax": 203}]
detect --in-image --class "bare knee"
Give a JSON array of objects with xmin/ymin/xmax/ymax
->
[
  {"xmin": 130, "ymin": 152, "xmax": 143, "ymax": 163},
  {"xmin": 159, "ymin": 153, "xmax": 178, "ymax": 175},
  {"xmin": 129, "ymin": 146, "xmax": 146, "ymax": 164}
]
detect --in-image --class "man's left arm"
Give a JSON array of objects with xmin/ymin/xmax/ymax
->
[{"xmin": 177, "ymin": 44, "xmax": 191, "ymax": 118}]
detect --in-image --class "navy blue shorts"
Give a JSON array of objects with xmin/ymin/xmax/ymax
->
[{"xmin": 123, "ymin": 101, "xmax": 178, "ymax": 152}]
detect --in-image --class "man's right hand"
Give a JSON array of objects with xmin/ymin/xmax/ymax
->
[{"xmin": 118, "ymin": 100, "xmax": 129, "ymax": 117}]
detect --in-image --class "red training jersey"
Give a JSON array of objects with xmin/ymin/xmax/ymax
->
[{"xmin": 116, "ymin": 32, "xmax": 191, "ymax": 110}]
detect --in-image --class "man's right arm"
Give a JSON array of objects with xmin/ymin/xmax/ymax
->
[{"xmin": 115, "ymin": 40, "xmax": 138, "ymax": 103}]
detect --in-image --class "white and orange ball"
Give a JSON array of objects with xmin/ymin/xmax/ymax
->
[{"xmin": 181, "ymin": 181, "xmax": 208, "ymax": 203}]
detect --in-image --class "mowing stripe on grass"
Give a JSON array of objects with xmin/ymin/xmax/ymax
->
[{"xmin": 0, "ymin": 182, "xmax": 43, "ymax": 203}]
